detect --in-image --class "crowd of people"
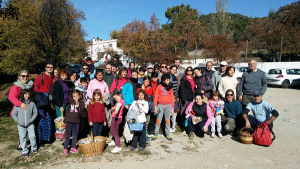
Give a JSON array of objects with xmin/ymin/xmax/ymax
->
[{"xmin": 8, "ymin": 55, "xmax": 279, "ymax": 157}]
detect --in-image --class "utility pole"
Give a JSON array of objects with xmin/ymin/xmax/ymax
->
[
  {"xmin": 245, "ymin": 40, "xmax": 248, "ymax": 59},
  {"xmin": 195, "ymin": 44, "xmax": 197, "ymax": 64},
  {"xmin": 279, "ymin": 37, "xmax": 283, "ymax": 62}
]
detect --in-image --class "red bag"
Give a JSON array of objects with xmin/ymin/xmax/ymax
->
[{"xmin": 253, "ymin": 121, "xmax": 275, "ymax": 147}]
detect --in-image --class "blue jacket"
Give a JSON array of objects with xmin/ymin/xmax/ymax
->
[
  {"xmin": 122, "ymin": 81, "xmax": 134, "ymax": 107},
  {"xmin": 224, "ymin": 100, "xmax": 242, "ymax": 119},
  {"xmin": 80, "ymin": 60, "xmax": 95, "ymax": 74},
  {"xmin": 37, "ymin": 108, "xmax": 52, "ymax": 142}
]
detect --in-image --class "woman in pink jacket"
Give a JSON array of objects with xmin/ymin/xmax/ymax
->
[
  {"xmin": 8, "ymin": 70, "xmax": 39, "ymax": 151},
  {"xmin": 87, "ymin": 71, "xmax": 109, "ymax": 99},
  {"xmin": 185, "ymin": 94, "xmax": 212, "ymax": 141}
]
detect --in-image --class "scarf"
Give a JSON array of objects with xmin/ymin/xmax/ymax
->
[
  {"xmin": 130, "ymin": 77, "xmax": 138, "ymax": 83},
  {"xmin": 160, "ymin": 81, "xmax": 173, "ymax": 91},
  {"xmin": 24, "ymin": 100, "xmax": 30, "ymax": 104},
  {"xmin": 14, "ymin": 79, "xmax": 34, "ymax": 90},
  {"xmin": 78, "ymin": 84, "xmax": 87, "ymax": 90},
  {"xmin": 138, "ymin": 74, "xmax": 146, "ymax": 78}
]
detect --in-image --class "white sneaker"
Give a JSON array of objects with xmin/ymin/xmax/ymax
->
[
  {"xmin": 111, "ymin": 147, "xmax": 122, "ymax": 153},
  {"xmin": 108, "ymin": 141, "xmax": 115, "ymax": 146},
  {"xmin": 211, "ymin": 133, "xmax": 215, "ymax": 138},
  {"xmin": 218, "ymin": 133, "xmax": 223, "ymax": 138},
  {"xmin": 148, "ymin": 134, "xmax": 153, "ymax": 138}
]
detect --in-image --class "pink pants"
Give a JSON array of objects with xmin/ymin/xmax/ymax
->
[{"xmin": 110, "ymin": 117, "xmax": 122, "ymax": 147}]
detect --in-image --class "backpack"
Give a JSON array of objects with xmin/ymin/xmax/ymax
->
[
  {"xmin": 49, "ymin": 80, "xmax": 61, "ymax": 103},
  {"xmin": 253, "ymin": 121, "xmax": 275, "ymax": 147}
]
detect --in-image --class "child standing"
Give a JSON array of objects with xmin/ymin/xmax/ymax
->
[
  {"xmin": 108, "ymin": 91, "xmax": 125, "ymax": 153},
  {"xmin": 88, "ymin": 89, "xmax": 106, "ymax": 136},
  {"xmin": 129, "ymin": 90, "xmax": 149, "ymax": 151},
  {"xmin": 208, "ymin": 91, "xmax": 224, "ymax": 138},
  {"xmin": 137, "ymin": 67, "xmax": 146, "ymax": 85},
  {"xmin": 170, "ymin": 95, "xmax": 179, "ymax": 133},
  {"xmin": 12, "ymin": 89, "xmax": 38, "ymax": 157},
  {"xmin": 152, "ymin": 73, "xmax": 174, "ymax": 141},
  {"xmin": 63, "ymin": 90, "xmax": 85, "ymax": 156}
]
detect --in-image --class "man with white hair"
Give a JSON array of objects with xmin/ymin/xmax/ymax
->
[
  {"xmin": 211, "ymin": 61, "xmax": 228, "ymax": 92},
  {"xmin": 238, "ymin": 60, "xmax": 267, "ymax": 108}
]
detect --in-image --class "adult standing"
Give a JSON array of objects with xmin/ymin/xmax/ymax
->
[
  {"xmin": 103, "ymin": 64, "xmax": 114, "ymax": 89},
  {"xmin": 202, "ymin": 61, "xmax": 215, "ymax": 79},
  {"xmin": 111, "ymin": 63, "xmax": 118, "ymax": 78},
  {"xmin": 122, "ymin": 70, "xmax": 139, "ymax": 109},
  {"xmin": 238, "ymin": 60, "xmax": 267, "ymax": 108},
  {"xmin": 53, "ymin": 69, "xmax": 70, "ymax": 131},
  {"xmin": 158, "ymin": 63, "xmax": 167, "ymax": 83},
  {"xmin": 9, "ymin": 70, "xmax": 39, "ymax": 151},
  {"xmin": 174, "ymin": 58, "xmax": 185, "ymax": 76},
  {"xmin": 34, "ymin": 62, "xmax": 57, "ymax": 147},
  {"xmin": 212, "ymin": 61, "xmax": 228, "ymax": 92},
  {"xmin": 223, "ymin": 89, "xmax": 242, "ymax": 135},
  {"xmin": 110, "ymin": 67, "xmax": 129, "ymax": 95},
  {"xmin": 154, "ymin": 64, "xmax": 160, "ymax": 73},
  {"xmin": 218, "ymin": 66, "xmax": 238, "ymax": 99},
  {"xmin": 169, "ymin": 65, "xmax": 178, "ymax": 96},
  {"xmin": 193, "ymin": 68, "xmax": 214, "ymax": 99},
  {"xmin": 128, "ymin": 62, "xmax": 135, "ymax": 78},
  {"xmin": 87, "ymin": 71, "xmax": 109, "ymax": 99}
]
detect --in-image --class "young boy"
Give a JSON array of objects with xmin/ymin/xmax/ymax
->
[
  {"xmin": 138, "ymin": 67, "xmax": 146, "ymax": 85},
  {"xmin": 152, "ymin": 73, "xmax": 174, "ymax": 141},
  {"xmin": 80, "ymin": 57, "xmax": 95, "ymax": 76},
  {"xmin": 150, "ymin": 72, "xmax": 159, "ymax": 97}
]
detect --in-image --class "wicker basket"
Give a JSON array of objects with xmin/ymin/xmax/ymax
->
[
  {"xmin": 77, "ymin": 131, "xmax": 107, "ymax": 157},
  {"xmin": 239, "ymin": 127, "xmax": 253, "ymax": 144},
  {"xmin": 54, "ymin": 110, "xmax": 65, "ymax": 129}
]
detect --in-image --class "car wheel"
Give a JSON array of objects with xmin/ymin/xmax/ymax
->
[{"xmin": 281, "ymin": 79, "xmax": 290, "ymax": 88}]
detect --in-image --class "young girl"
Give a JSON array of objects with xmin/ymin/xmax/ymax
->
[
  {"xmin": 63, "ymin": 90, "xmax": 85, "ymax": 156},
  {"xmin": 108, "ymin": 91, "xmax": 125, "ymax": 153},
  {"xmin": 88, "ymin": 89, "xmax": 106, "ymax": 136},
  {"xmin": 208, "ymin": 91, "xmax": 224, "ymax": 138},
  {"xmin": 12, "ymin": 89, "xmax": 38, "ymax": 157},
  {"xmin": 170, "ymin": 95, "xmax": 179, "ymax": 133},
  {"xmin": 129, "ymin": 90, "xmax": 149, "ymax": 150}
]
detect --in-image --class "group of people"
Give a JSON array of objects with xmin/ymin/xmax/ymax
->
[{"xmin": 8, "ymin": 55, "xmax": 279, "ymax": 158}]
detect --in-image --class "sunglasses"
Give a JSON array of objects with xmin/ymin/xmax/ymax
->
[
  {"xmin": 226, "ymin": 94, "xmax": 234, "ymax": 96},
  {"xmin": 161, "ymin": 66, "xmax": 167, "ymax": 68},
  {"xmin": 21, "ymin": 75, "xmax": 29, "ymax": 78},
  {"xmin": 46, "ymin": 66, "xmax": 54, "ymax": 69},
  {"xmin": 82, "ymin": 68, "xmax": 88, "ymax": 70}
]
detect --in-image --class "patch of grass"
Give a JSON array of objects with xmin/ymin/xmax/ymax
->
[
  {"xmin": 174, "ymin": 124, "xmax": 182, "ymax": 134},
  {"xmin": 0, "ymin": 98, "xmax": 13, "ymax": 117},
  {"xmin": 160, "ymin": 144, "xmax": 170, "ymax": 149},
  {"xmin": 136, "ymin": 149, "xmax": 151, "ymax": 156},
  {"xmin": 183, "ymin": 145, "xmax": 198, "ymax": 152}
]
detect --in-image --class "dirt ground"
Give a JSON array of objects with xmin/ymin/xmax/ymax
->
[{"xmin": 1, "ymin": 87, "xmax": 300, "ymax": 169}]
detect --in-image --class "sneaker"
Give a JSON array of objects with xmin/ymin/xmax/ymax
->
[
  {"xmin": 130, "ymin": 147, "xmax": 136, "ymax": 151},
  {"xmin": 108, "ymin": 140, "xmax": 115, "ymax": 146},
  {"xmin": 111, "ymin": 147, "xmax": 122, "ymax": 153},
  {"xmin": 166, "ymin": 135, "xmax": 173, "ymax": 141},
  {"xmin": 139, "ymin": 147, "xmax": 145, "ymax": 151},
  {"xmin": 148, "ymin": 134, "xmax": 153, "ymax": 138},
  {"xmin": 70, "ymin": 148, "xmax": 79, "ymax": 153},
  {"xmin": 218, "ymin": 133, "xmax": 223, "ymax": 138},
  {"xmin": 151, "ymin": 135, "xmax": 158, "ymax": 141},
  {"xmin": 189, "ymin": 132, "xmax": 195, "ymax": 141},
  {"xmin": 32, "ymin": 149, "xmax": 38, "ymax": 153},
  {"xmin": 63, "ymin": 149, "xmax": 68, "ymax": 157},
  {"xmin": 170, "ymin": 128, "xmax": 174, "ymax": 133},
  {"xmin": 211, "ymin": 133, "xmax": 215, "ymax": 138},
  {"xmin": 23, "ymin": 153, "xmax": 29, "ymax": 157},
  {"xmin": 17, "ymin": 144, "xmax": 22, "ymax": 152}
]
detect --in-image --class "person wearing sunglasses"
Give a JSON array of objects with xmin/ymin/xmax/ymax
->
[
  {"xmin": 33, "ymin": 62, "xmax": 56, "ymax": 148},
  {"xmin": 9, "ymin": 70, "xmax": 39, "ymax": 152},
  {"xmin": 157, "ymin": 63, "xmax": 167, "ymax": 83},
  {"xmin": 212, "ymin": 61, "xmax": 228, "ymax": 92},
  {"xmin": 223, "ymin": 89, "xmax": 242, "ymax": 135},
  {"xmin": 79, "ymin": 63, "xmax": 94, "ymax": 81}
]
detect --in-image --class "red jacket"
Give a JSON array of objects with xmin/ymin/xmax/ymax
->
[
  {"xmin": 154, "ymin": 85, "xmax": 174, "ymax": 108},
  {"xmin": 88, "ymin": 102, "xmax": 106, "ymax": 123},
  {"xmin": 151, "ymin": 81, "xmax": 158, "ymax": 97},
  {"xmin": 137, "ymin": 86, "xmax": 153, "ymax": 96},
  {"xmin": 34, "ymin": 72, "xmax": 56, "ymax": 94}
]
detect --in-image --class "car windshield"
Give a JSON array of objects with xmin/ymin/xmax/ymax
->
[
  {"xmin": 237, "ymin": 67, "xmax": 249, "ymax": 72},
  {"xmin": 214, "ymin": 67, "xmax": 220, "ymax": 71},
  {"xmin": 69, "ymin": 64, "xmax": 80, "ymax": 68},
  {"xmin": 268, "ymin": 69, "xmax": 282, "ymax": 74}
]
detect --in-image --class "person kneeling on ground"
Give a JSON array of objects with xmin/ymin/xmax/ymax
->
[
  {"xmin": 185, "ymin": 94, "xmax": 212, "ymax": 140},
  {"xmin": 242, "ymin": 90, "xmax": 279, "ymax": 129}
]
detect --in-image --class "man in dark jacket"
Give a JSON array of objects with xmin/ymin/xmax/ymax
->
[
  {"xmin": 202, "ymin": 61, "xmax": 215, "ymax": 78},
  {"xmin": 103, "ymin": 63, "xmax": 114, "ymax": 89}
]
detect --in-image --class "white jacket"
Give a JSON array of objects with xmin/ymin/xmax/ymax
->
[
  {"xmin": 218, "ymin": 76, "xmax": 238, "ymax": 98},
  {"xmin": 129, "ymin": 100, "xmax": 149, "ymax": 123}
]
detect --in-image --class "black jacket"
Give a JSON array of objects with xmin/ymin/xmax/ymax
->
[
  {"xmin": 53, "ymin": 80, "xmax": 69, "ymax": 108},
  {"xmin": 179, "ymin": 76, "xmax": 194, "ymax": 103}
]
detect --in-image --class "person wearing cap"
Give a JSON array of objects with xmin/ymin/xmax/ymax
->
[
  {"xmin": 238, "ymin": 60, "xmax": 267, "ymax": 108},
  {"xmin": 241, "ymin": 90, "xmax": 279, "ymax": 129},
  {"xmin": 147, "ymin": 67, "xmax": 153, "ymax": 77},
  {"xmin": 212, "ymin": 61, "xmax": 228, "ymax": 92},
  {"xmin": 202, "ymin": 61, "xmax": 215, "ymax": 79}
]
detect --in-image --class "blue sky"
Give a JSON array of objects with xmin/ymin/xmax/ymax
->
[{"xmin": 71, "ymin": 0, "xmax": 297, "ymax": 41}]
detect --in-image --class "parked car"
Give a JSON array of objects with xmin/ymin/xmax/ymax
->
[
  {"xmin": 233, "ymin": 66, "xmax": 249, "ymax": 83},
  {"xmin": 66, "ymin": 64, "xmax": 81, "ymax": 74},
  {"xmin": 266, "ymin": 68, "xmax": 300, "ymax": 88},
  {"xmin": 195, "ymin": 66, "xmax": 219, "ymax": 71}
]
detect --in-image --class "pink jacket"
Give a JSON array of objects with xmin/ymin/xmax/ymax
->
[
  {"xmin": 111, "ymin": 99, "xmax": 125, "ymax": 118},
  {"xmin": 87, "ymin": 79, "xmax": 109, "ymax": 99},
  {"xmin": 185, "ymin": 102, "xmax": 212, "ymax": 127},
  {"xmin": 207, "ymin": 100, "xmax": 225, "ymax": 116},
  {"xmin": 128, "ymin": 69, "xmax": 132, "ymax": 79},
  {"xmin": 8, "ymin": 85, "xmax": 39, "ymax": 116}
]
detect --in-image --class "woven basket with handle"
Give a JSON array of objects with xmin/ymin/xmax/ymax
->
[
  {"xmin": 239, "ymin": 127, "xmax": 253, "ymax": 144},
  {"xmin": 54, "ymin": 110, "xmax": 65, "ymax": 129},
  {"xmin": 77, "ymin": 131, "xmax": 107, "ymax": 157}
]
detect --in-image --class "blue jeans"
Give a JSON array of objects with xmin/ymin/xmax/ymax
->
[
  {"xmin": 248, "ymin": 115, "xmax": 273, "ymax": 128},
  {"xmin": 131, "ymin": 122, "xmax": 146, "ymax": 148},
  {"xmin": 188, "ymin": 117, "xmax": 210, "ymax": 133},
  {"xmin": 91, "ymin": 122, "xmax": 103, "ymax": 136}
]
